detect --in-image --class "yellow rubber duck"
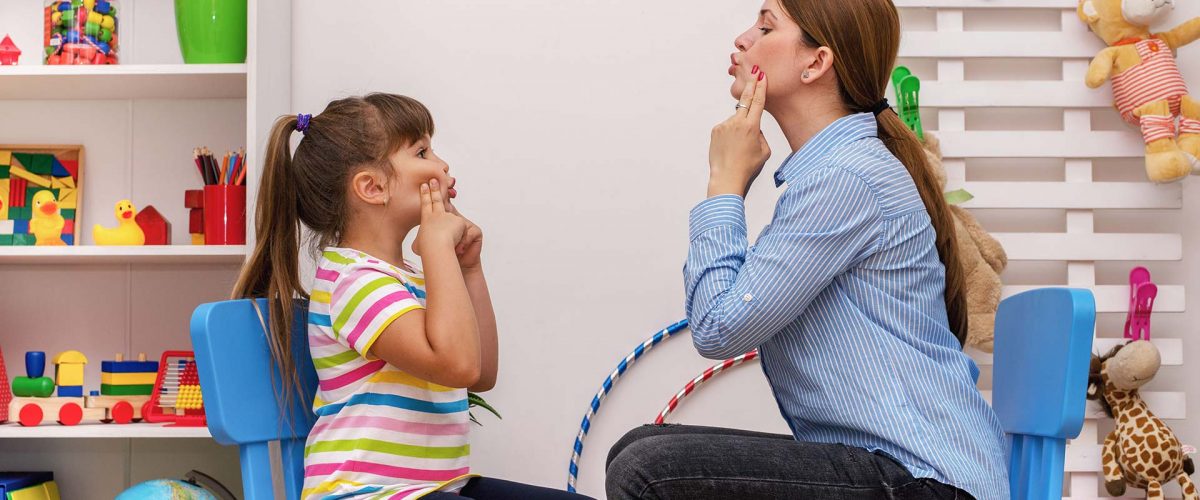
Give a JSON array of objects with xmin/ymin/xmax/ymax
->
[
  {"xmin": 31, "ymin": 190, "xmax": 67, "ymax": 246},
  {"xmin": 93, "ymin": 199, "xmax": 145, "ymax": 246}
]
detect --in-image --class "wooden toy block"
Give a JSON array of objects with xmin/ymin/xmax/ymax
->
[
  {"xmin": 8, "ymin": 165, "xmax": 51, "ymax": 189},
  {"xmin": 189, "ymin": 207, "xmax": 204, "ymax": 233},
  {"xmin": 61, "ymin": 208, "xmax": 75, "ymax": 219},
  {"xmin": 184, "ymin": 189, "xmax": 204, "ymax": 208},
  {"xmin": 1, "ymin": 180, "xmax": 9, "ymax": 219},
  {"xmin": 57, "ymin": 187, "xmax": 76, "ymax": 209},
  {"xmin": 0, "ymin": 220, "xmax": 13, "ymax": 234},
  {"xmin": 134, "ymin": 205, "xmax": 170, "ymax": 245},
  {"xmin": 0, "ymin": 150, "xmax": 11, "ymax": 166},
  {"xmin": 0, "ymin": 165, "xmax": 9, "ymax": 178},
  {"xmin": 11, "ymin": 153, "xmax": 32, "ymax": 170},
  {"xmin": 0, "ymin": 235, "xmax": 12, "ymax": 245},
  {"xmin": 10, "ymin": 177, "xmax": 26, "ymax": 208},
  {"xmin": 100, "ymin": 371, "xmax": 156, "ymax": 386},
  {"xmin": 62, "ymin": 219, "xmax": 73, "ymax": 236},
  {"xmin": 52, "ymin": 350, "xmax": 86, "ymax": 388},
  {"xmin": 50, "ymin": 158, "xmax": 70, "ymax": 177},
  {"xmin": 0, "ymin": 471, "xmax": 54, "ymax": 498},
  {"xmin": 49, "ymin": 176, "xmax": 74, "ymax": 190},
  {"xmin": 100, "ymin": 353, "xmax": 158, "ymax": 373},
  {"xmin": 62, "ymin": 234, "xmax": 73, "ymax": 245},
  {"xmin": 13, "ymin": 219, "xmax": 28, "ymax": 234},
  {"xmin": 28, "ymin": 155, "xmax": 53, "ymax": 175},
  {"xmin": 12, "ymin": 233, "xmax": 35, "ymax": 246},
  {"xmin": 191, "ymin": 233, "xmax": 205, "ymax": 245},
  {"xmin": 9, "ymin": 480, "xmax": 60, "ymax": 500},
  {"xmin": 59, "ymin": 160, "xmax": 78, "ymax": 179},
  {"xmin": 57, "ymin": 386, "xmax": 82, "ymax": 397},
  {"xmin": 99, "ymin": 383, "xmax": 153, "ymax": 396},
  {"xmin": 8, "ymin": 397, "xmax": 106, "ymax": 426}
]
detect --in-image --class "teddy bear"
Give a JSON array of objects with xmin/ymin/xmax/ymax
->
[
  {"xmin": 921, "ymin": 133, "xmax": 1007, "ymax": 352},
  {"xmin": 1078, "ymin": 0, "xmax": 1200, "ymax": 183},
  {"xmin": 1088, "ymin": 340, "xmax": 1197, "ymax": 499}
]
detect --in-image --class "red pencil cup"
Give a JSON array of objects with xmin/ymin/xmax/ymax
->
[{"xmin": 202, "ymin": 185, "xmax": 246, "ymax": 245}]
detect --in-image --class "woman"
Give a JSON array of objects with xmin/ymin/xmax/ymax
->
[{"xmin": 605, "ymin": 0, "xmax": 1008, "ymax": 499}]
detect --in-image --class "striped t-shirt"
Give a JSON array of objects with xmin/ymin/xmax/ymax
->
[{"xmin": 303, "ymin": 248, "xmax": 473, "ymax": 500}]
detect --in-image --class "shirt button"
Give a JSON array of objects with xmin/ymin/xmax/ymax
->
[
  {"xmin": 742, "ymin": 293, "xmax": 754, "ymax": 302},
  {"xmin": 1150, "ymin": 43, "xmax": 1160, "ymax": 52}
]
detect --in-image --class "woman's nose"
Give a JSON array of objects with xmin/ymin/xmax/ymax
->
[{"xmin": 735, "ymin": 30, "xmax": 754, "ymax": 52}]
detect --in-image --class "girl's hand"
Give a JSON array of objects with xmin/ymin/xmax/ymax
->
[
  {"xmin": 708, "ymin": 71, "xmax": 771, "ymax": 198},
  {"xmin": 413, "ymin": 179, "xmax": 468, "ymax": 257},
  {"xmin": 447, "ymin": 200, "xmax": 484, "ymax": 271}
]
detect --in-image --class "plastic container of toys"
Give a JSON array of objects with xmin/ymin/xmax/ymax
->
[{"xmin": 44, "ymin": 0, "xmax": 119, "ymax": 65}]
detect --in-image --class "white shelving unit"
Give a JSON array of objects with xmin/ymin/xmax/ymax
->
[
  {"xmin": 0, "ymin": 64, "xmax": 247, "ymax": 100},
  {"xmin": 0, "ymin": 245, "xmax": 248, "ymax": 264},
  {"xmin": 0, "ymin": 422, "xmax": 211, "ymax": 439},
  {"xmin": 0, "ymin": 1, "xmax": 291, "ymax": 497}
]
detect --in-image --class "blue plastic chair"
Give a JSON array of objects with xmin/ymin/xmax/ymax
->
[
  {"xmin": 992, "ymin": 288, "xmax": 1096, "ymax": 500},
  {"xmin": 191, "ymin": 299, "xmax": 319, "ymax": 500}
]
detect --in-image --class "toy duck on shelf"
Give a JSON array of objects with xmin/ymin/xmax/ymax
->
[
  {"xmin": 30, "ymin": 191, "xmax": 67, "ymax": 246},
  {"xmin": 93, "ymin": 200, "xmax": 145, "ymax": 246}
]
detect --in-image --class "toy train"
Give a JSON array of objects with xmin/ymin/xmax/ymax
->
[{"xmin": 5, "ymin": 351, "xmax": 158, "ymax": 426}]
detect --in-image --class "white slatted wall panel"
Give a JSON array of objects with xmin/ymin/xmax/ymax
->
[{"xmin": 894, "ymin": 1, "xmax": 1188, "ymax": 498}]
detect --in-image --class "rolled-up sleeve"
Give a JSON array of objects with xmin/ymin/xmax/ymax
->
[{"xmin": 684, "ymin": 167, "xmax": 883, "ymax": 359}]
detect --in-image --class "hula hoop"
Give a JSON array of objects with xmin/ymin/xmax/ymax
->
[
  {"xmin": 566, "ymin": 319, "xmax": 689, "ymax": 492},
  {"xmin": 653, "ymin": 349, "xmax": 759, "ymax": 425}
]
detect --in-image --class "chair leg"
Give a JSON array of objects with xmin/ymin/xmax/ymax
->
[
  {"xmin": 240, "ymin": 442, "xmax": 276, "ymax": 500},
  {"xmin": 281, "ymin": 438, "xmax": 306, "ymax": 500}
]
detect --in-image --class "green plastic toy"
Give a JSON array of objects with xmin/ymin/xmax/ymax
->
[{"xmin": 891, "ymin": 66, "xmax": 924, "ymax": 141}]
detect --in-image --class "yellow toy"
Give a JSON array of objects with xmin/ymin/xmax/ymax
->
[
  {"xmin": 1079, "ymin": 0, "xmax": 1200, "ymax": 183},
  {"xmin": 30, "ymin": 191, "xmax": 66, "ymax": 246},
  {"xmin": 92, "ymin": 199, "xmax": 145, "ymax": 245}
]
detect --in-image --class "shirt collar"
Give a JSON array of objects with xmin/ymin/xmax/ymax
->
[{"xmin": 774, "ymin": 112, "xmax": 879, "ymax": 187}]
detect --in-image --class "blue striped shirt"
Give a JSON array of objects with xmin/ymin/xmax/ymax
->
[{"xmin": 684, "ymin": 113, "xmax": 1009, "ymax": 499}]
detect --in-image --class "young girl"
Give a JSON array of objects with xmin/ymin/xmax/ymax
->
[{"xmin": 233, "ymin": 94, "xmax": 590, "ymax": 500}]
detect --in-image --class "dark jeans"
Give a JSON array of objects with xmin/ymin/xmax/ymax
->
[
  {"xmin": 424, "ymin": 476, "xmax": 595, "ymax": 499},
  {"xmin": 605, "ymin": 424, "xmax": 974, "ymax": 500}
]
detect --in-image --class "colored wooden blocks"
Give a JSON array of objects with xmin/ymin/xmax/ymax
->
[
  {"xmin": 0, "ymin": 145, "xmax": 84, "ymax": 246},
  {"xmin": 51, "ymin": 350, "xmax": 86, "ymax": 390},
  {"xmin": 185, "ymin": 189, "xmax": 204, "ymax": 245},
  {"xmin": 100, "ymin": 353, "xmax": 158, "ymax": 396},
  {"xmin": 0, "ymin": 472, "xmax": 60, "ymax": 500}
]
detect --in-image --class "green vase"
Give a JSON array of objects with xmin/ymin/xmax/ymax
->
[{"xmin": 174, "ymin": 0, "xmax": 247, "ymax": 64}]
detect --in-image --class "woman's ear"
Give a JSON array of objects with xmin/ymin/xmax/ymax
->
[
  {"xmin": 350, "ymin": 170, "xmax": 389, "ymax": 206},
  {"xmin": 802, "ymin": 46, "xmax": 836, "ymax": 83}
]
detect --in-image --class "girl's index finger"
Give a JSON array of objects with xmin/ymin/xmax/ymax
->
[
  {"xmin": 429, "ymin": 179, "xmax": 445, "ymax": 212},
  {"xmin": 419, "ymin": 183, "xmax": 433, "ymax": 215}
]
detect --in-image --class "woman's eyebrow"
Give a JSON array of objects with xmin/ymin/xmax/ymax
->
[{"xmin": 760, "ymin": 9, "xmax": 777, "ymax": 21}]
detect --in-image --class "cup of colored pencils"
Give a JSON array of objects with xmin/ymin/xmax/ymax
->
[{"xmin": 193, "ymin": 147, "xmax": 247, "ymax": 245}]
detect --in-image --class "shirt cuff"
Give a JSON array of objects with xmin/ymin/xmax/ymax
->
[{"xmin": 689, "ymin": 194, "xmax": 747, "ymax": 240}]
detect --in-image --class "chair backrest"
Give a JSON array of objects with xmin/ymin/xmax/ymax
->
[
  {"xmin": 191, "ymin": 299, "xmax": 319, "ymax": 500},
  {"xmin": 992, "ymin": 288, "xmax": 1096, "ymax": 500}
]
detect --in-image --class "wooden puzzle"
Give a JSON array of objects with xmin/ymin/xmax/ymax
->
[{"xmin": 0, "ymin": 145, "xmax": 84, "ymax": 246}]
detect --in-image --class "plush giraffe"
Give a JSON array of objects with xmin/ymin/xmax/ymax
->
[{"xmin": 1089, "ymin": 341, "xmax": 1197, "ymax": 499}]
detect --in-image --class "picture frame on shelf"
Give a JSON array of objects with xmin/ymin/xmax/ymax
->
[{"xmin": 0, "ymin": 144, "xmax": 84, "ymax": 246}]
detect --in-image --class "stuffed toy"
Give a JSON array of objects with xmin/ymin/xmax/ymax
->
[
  {"xmin": 921, "ymin": 133, "xmax": 1007, "ymax": 352},
  {"xmin": 1078, "ymin": 0, "xmax": 1200, "ymax": 183},
  {"xmin": 1088, "ymin": 340, "xmax": 1197, "ymax": 499}
]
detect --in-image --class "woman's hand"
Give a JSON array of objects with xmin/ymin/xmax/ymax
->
[
  {"xmin": 708, "ymin": 71, "xmax": 771, "ymax": 198},
  {"xmin": 447, "ymin": 201, "xmax": 484, "ymax": 271},
  {"xmin": 413, "ymin": 179, "xmax": 467, "ymax": 257}
]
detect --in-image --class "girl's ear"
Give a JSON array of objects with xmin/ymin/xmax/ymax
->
[{"xmin": 350, "ymin": 170, "xmax": 389, "ymax": 206}]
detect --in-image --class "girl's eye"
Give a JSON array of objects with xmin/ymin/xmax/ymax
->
[
  {"xmin": 417, "ymin": 148, "xmax": 428, "ymax": 159},
  {"xmin": 759, "ymin": 26, "xmax": 771, "ymax": 34}
]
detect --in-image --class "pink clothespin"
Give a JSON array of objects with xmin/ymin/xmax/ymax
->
[{"xmin": 1124, "ymin": 266, "xmax": 1157, "ymax": 341}]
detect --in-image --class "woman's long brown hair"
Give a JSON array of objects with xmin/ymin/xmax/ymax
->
[
  {"xmin": 232, "ymin": 94, "xmax": 435, "ymax": 411},
  {"xmin": 778, "ymin": 0, "xmax": 969, "ymax": 346}
]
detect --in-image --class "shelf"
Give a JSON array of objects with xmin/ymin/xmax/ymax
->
[
  {"xmin": 0, "ymin": 64, "xmax": 247, "ymax": 100},
  {"xmin": 0, "ymin": 245, "xmax": 247, "ymax": 264},
  {"xmin": 0, "ymin": 422, "xmax": 211, "ymax": 439}
]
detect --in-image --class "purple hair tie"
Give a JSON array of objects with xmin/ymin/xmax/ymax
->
[{"xmin": 296, "ymin": 113, "xmax": 312, "ymax": 134}]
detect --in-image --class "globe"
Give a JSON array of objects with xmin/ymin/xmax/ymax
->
[{"xmin": 115, "ymin": 479, "xmax": 218, "ymax": 500}]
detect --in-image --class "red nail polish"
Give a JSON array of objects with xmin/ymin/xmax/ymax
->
[
  {"xmin": 758, "ymin": 71, "xmax": 765, "ymax": 81},
  {"xmin": 751, "ymin": 65, "xmax": 759, "ymax": 74}
]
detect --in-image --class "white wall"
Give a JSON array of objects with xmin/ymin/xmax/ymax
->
[{"xmin": 289, "ymin": 1, "xmax": 1200, "ymax": 499}]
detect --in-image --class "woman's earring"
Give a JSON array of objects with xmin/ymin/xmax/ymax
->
[{"xmin": 802, "ymin": 71, "xmax": 810, "ymax": 80}]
